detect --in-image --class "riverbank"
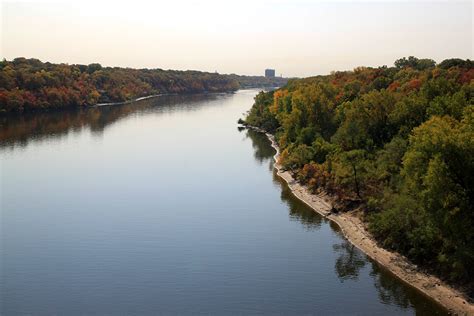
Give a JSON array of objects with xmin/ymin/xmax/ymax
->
[
  {"xmin": 93, "ymin": 94, "xmax": 166, "ymax": 107},
  {"xmin": 258, "ymin": 128, "xmax": 473, "ymax": 315},
  {"xmin": 92, "ymin": 91, "xmax": 233, "ymax": 107}
]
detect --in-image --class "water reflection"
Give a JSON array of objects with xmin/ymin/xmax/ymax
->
[
  {"xmin": 371, "ymin": 263, "xmax": 413, "ymax": 308},
  {"xmin": 0, "ymin": 93, "xmax": 230, "ymax": 149},
  {"xmin": 245, "ymin": 128, "xmax": 448, "ymax": 315},
  {"xmin": 276, "ymin": 174, "xmax": 324, "ymax": 231},
  {"xmin": 243, "ymin": 129, "xmax": 275, "ymax": 169},
  {"xmin": 245, "ymin": 129, "xmax": 323, "ymax": 230},
  {"xmin": 333, "ymin": 241, "xmax": 367, "ymax": 281}
]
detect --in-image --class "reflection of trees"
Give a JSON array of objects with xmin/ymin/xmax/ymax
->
[
  {"xmin": 0, "ymin": 93, "xmax": 223, "ymax": 148},
  {"xmin": 370, "ymin": 263, "xmax": 411, "ymax": 308},
  {"xmin": 333, "ymin": 240, "xmax": 367, "ymax": 281},
  {"xmin": 370, "ymin": 263, "xmax": 448, "ymax": 314},
  {"xmin": 332, "ymin": 239, "xmax": 448, "ymax": 314},
  {"xmin": 244, "ymin": 129, "xmax": 275, "ymax": 168},
  {"xmin": 246, "ymin": 128, "xmax": 322, "ymax": 230},
  {"xmin": 277, "ymin": 172, "xmax": 323, "ymax": 230}
]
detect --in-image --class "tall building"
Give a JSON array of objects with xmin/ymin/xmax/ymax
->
[{"xmin": 265, "ymin": 69, "xmax": 275, "ymax": 78}]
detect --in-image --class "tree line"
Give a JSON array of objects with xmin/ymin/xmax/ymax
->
[
  {"xmin": 0, "ymin": 58, "xmax": 287, "ymax": 113},
  {"xmin": 243, "ymin": 57, "xmax": 474, "ymax": 290}
]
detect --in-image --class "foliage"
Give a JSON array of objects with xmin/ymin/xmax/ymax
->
[
  {"xmin": 245, "ymin": 91, "xmax": 279, "ymax": 132},
  {"xmin": 227, "ymin": 74, "xmax": 288, "ymax": 88},
  {"xmin": 244, "ymin": 57, "xmax": 474, "ymax": 283},
  {"xmin": 394, "ymin": 56, "xmax": 436, "ymax": 70},
  {"xmin": 0, "ymin": 58, "xmax": 251, "ymax": 112}
]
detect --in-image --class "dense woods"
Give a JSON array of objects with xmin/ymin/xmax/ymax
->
[
  {"xmin": 227, "ymin": 74, "xmax": 288, "ymax": 89},
  {"xmin": 244, "ymin": 57, "xmax": 474, "ymax": 289},
  {"xmin": 0, "ymin": 58, "xmax": 286, "ymax": 113}
]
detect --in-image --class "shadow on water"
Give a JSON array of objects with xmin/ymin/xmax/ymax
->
[
  {"xmin": 276, "ymin": 172, "xmax": 324, "ymax": 231},
  {"xmin": 333, "ymin": 240, "xmax": 367, "ymax": 281},
  {"xmin": 0, "ymin": 93, "xmax": 230, "ymax": 149},
  {"xmin": 242, "ymin": 128, "xmax": 276, "ymax": 170},
  {"xmin": 245, "ymin": 128, "xmax": 449, "ymax": 315},
  {"xmin": 243, "ymin": 128, "xmax": 323, "ymax": 230},
  {"xmin": 368, "ymin": 262, "xmax": 450, "ymax": 315}
]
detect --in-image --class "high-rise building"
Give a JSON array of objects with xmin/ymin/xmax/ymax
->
[{"xmin": 265, "ymin": 69, "xmax": 275, "ymax": 78}]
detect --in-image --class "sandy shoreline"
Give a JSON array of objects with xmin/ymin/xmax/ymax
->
[
  {"xmin": 92, "ymin": 90, "xmax": 236, "ymax": 108},
  {"xmin": 92, "ymin": 93, "xmax": 167, "ymax": 107},
  {"xmin": 259, "ymin": 129, "xmax": 473, "ymax": 315}
]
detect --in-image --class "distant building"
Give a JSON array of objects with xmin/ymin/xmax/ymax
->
[{"xmin": 265, "ymin": 69, "xmax": 275, "ymax": 78}]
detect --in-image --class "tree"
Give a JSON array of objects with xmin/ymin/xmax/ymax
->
[
  {"xmin": 86, "ymin": 63, "xmax": 102, "ymax": 74},
  {"xmin": 280, "ymin": 144, "xmax": 314, "ymax": 170},
  {"xmin": 331, "ymin": 149, "xmax": 370, "ymax": 198},
  {"xmin": 394, "ymin": 56, "xmax": 436, "ymax": 70},
  {"xmin": 399, "ymin": 111, "xmax": 474, "ymax": 278},
  {"xmin": 438, "ymin": 58, "xmax": 474, "ymax": 69}
]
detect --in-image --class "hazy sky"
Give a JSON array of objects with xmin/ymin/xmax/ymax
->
[{"xmin": 1, "ymin": 0, "xmax": 472, "ymax": 77}]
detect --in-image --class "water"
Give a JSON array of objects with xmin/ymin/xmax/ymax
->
[{"xmin": 1, "ymin": 90, "xmax": 446, "ymax": 315}]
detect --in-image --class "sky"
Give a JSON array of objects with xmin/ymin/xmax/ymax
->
[{"xmin": 1, "ymin": 0, "xmax": 472, "ymax": 77}]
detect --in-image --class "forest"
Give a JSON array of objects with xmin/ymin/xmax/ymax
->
[
  {"xmin": 0, "ymin": 58, "xmax": 286, "ymax": 112},
  {"xmin": 243, "ymin": 57, "xmax": 474, "ymax": 291},
  {"xmin": 227, "ymin": 74, "xmax": 288, "ymax": 89}
]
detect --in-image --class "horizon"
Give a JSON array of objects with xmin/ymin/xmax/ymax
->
[
  {"xmin": 5, "ymin": 55, "xmax": 466, "ymax": 79},
  {"xmin": 2, "ymin": 0, "xmax": 472, "ymax": 77}
]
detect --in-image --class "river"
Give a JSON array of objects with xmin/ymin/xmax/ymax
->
[{"xmin": 0, "ymin": 90, "xmax": 446, "ymax": 315}]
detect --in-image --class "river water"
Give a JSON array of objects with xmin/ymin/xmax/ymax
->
[{"xmin": 0, "ymin": 90, "xmax": 446, "ymax": 315}]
